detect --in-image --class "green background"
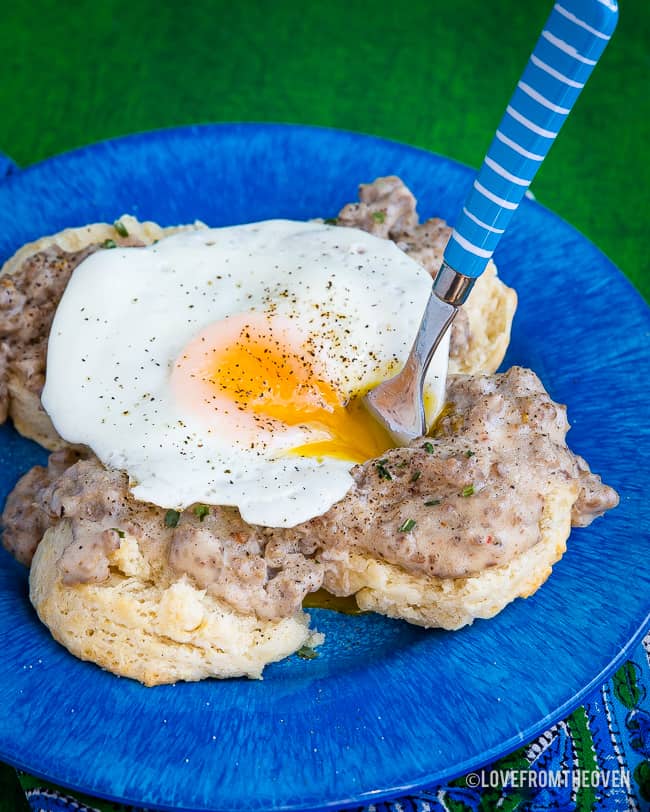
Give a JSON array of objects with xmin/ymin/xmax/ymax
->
[
  {"xmin": 0, "ymin": 0, "xmax": 647, "ymax": 808},
  {"xmin": 1, "ymin": 0, "xmax": 648, "ymax": 300}
]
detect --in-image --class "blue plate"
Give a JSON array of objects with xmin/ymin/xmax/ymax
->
[{"xmin": 0, "ymin": 124, "xmax": 648, "ymax": 812}]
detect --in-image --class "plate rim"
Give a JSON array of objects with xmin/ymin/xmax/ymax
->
[
  {"xmin": 4, "ymin": 619, "xmax": 650, "ymax": 812},
  {"xmin": 0, "ymin": 121, "xmax": 650, "ymax": 308},
  {"xmin": 5, "ymin": 120, "xmax": 649, "ymax": 313},
  {"xmin": 1, "ymin": 121, "xmax": 649, "ymax": 812}
]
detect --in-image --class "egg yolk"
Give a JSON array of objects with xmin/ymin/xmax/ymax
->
[{"xmin": 173, "ymin": 312, "xmax": 395, "ymax": 463}]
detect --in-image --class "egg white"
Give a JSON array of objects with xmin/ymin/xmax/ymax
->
[{"xmin": 42, "ymin": 220, "xmax": 449, "ymax": 526}]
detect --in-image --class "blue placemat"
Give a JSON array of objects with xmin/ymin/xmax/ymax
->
[{"xmin": 15, "ymin": 630, "xmax": 650, "ymax": 812}]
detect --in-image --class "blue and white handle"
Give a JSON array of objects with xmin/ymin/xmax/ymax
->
[{"xmin": 443, "ymin": 0, "xmax": 618, "ymax": 283}]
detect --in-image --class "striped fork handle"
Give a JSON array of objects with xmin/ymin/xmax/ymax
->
[{"xmin": 441, "ymin": 0, "xmax": 618, "ymax": 288}]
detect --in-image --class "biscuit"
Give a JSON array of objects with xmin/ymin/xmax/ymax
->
[
  {"xmin": 320, "ymin": 485, "xmax": 576, "ymax": 630},
  {"xmin": 449, "ymin": 260, "xmax": 517, "ymax": 376},
  {"xmin": 30, "ymin": 520, "xmax": 319, "ymax": 685}
]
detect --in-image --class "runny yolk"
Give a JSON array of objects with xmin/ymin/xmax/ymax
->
[{"xmin": 173, "ymin": 312, "xmax": 395, "ymax": 463}]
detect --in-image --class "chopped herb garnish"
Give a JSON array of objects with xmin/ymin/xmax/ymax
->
[
  {"xmin": 323, "ymin": 217, "xmax": 338, "ymax": 225},
  {"xmin": 375, "ymin": 461, "xmax": 392, "ymax": 481},
  {"xmin": 101, "ymin": 238, "xmax": 117, "ymax": 249},
  {"xmin": 193, "ymin": 504, "xmax": 209, "ymax": 522},
  {"xmin": 461, "ymin": 485, "xmax": 475, "ymax": 497},
  {"xmin": 372, "ymin": 210, "xmax": 386, "ymax": 224},
  {"xmin": 465, "ymin": 450, "xmax": 475, "ymax": 458},
  {"xmin": 164, "ymin": 509, "xmax": 180, "ymax": 528},
  {"xmin": 423, "ymin": 441, "xmax": 434, "ymax": 454},
  {"xmin": 424, "ymin": 499, "xmax": 441, "ymax": 507},
  {"xmin": 111, "ymin": 528, "xmax": 125, "ymax": 538},
  {"xmin": 296, "ymin": 646, "xmax": 318, "ymax": 660},
  {"xmin": 398, "ymin": 518, "xmax": 417, "ymax": 533},
  {"xmin": 397, "ymin": 460, "xmax": 409, "ymax": 468},
  {"xmin": 113, "ymin": 220, "xmax": 129, "ymax": 237},
  {"xmin": 411, "ymin": 470, "xmax": 421, "ymax": 482}
]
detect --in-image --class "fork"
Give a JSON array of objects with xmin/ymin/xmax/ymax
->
[{"xmin": 364, "ymin": 0, "xmax": 618, "ymax": 443}]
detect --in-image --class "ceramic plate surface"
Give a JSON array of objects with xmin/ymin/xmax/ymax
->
[{"xmin": 0, "ymin": 124, "xmax": 648, "ymax": 812}]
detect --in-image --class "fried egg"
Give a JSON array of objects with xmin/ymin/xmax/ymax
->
[{"xmin": 42, "ymin": 220, "xmax": 449, "ymax": 526}]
